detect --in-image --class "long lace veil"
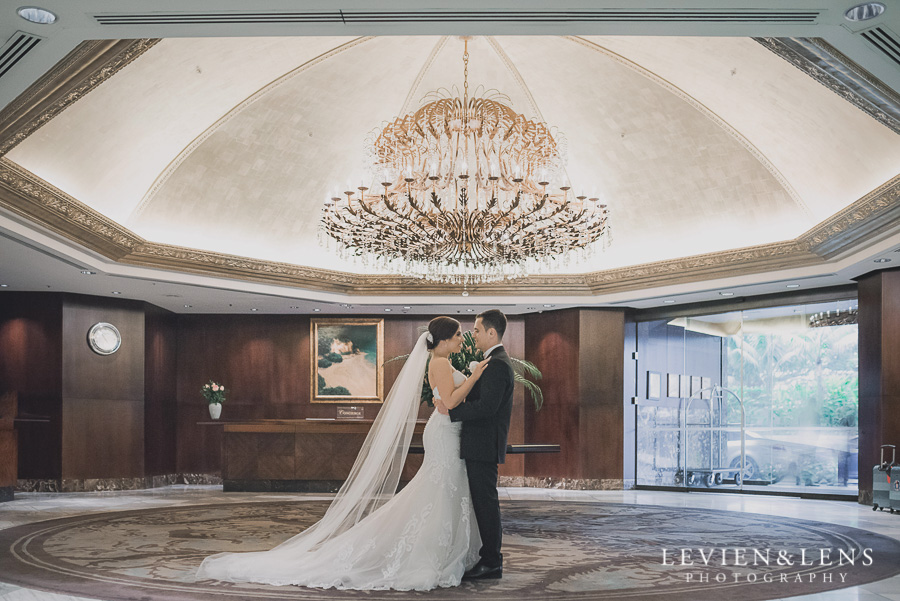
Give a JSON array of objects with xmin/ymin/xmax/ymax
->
[{"xmin": 196, "ymin": 331, "xmax": 430, "ymax": 576}]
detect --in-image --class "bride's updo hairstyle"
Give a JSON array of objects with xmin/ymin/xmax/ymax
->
[{"xmin": 427, "ymin": 316, "xmax": 460, "ymax": 351}]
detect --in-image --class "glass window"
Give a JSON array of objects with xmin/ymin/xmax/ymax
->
[{"xmin": 633, "ymin": 300, "xmax": 858, "ymax": 495}]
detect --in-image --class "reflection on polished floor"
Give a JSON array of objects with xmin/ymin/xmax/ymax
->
[{"xmin": 0, "ymin": 486, "xmax": 899, "ymax": 601}]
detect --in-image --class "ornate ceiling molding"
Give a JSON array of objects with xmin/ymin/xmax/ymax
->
[
  {"xmin": 756, "ymin": 37, "xmax": 900, "ymax": 136},
  {"xmin": 0, "ymin": 38, "xmax": 160, "ymax": 157},
  {"xmin": 0, "ymin": 158, "xmax": 139, "ymax": 259},
  {"xmin": 0, "ymin": 36, "xmax": 898, "ymax": 297},
  {"xmin": 802, "ymin": 173, "xmax": 900, "ymax": 257},
  {"xmin": 2, "ymin": 157, "xmax": 898, "ymax": 297}
]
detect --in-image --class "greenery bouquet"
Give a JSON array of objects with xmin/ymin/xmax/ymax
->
[{"xmin": 387, "ymin": 330, "xmax": 544, "ymax": 410}]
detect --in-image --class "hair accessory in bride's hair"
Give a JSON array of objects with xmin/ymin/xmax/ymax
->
[{"xmin": 426, "ymin": 332, "xmax": 434, "ymax": 343}]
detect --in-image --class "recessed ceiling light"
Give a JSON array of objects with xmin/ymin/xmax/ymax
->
[
  {"xmin": 403, "ymin": 306, "xmax": 411, "ymax": 310},
  {"xmin": 543, "ymin": 304, "xmax": 554, "ymax": 308},
  {"xmin": 251, "ymin": 308, "xmax": 258, "ymax": 311},
  {"xmin": 384, "ymin": 308, "xmax": 392, "ymax": 312},
  {"xmin": 874, "ymin": 258, "xmax": 892, "ymax": 263},
  {"xmin": 844, "ymin": 2, "xmax": 886, "ymax": 22},
  {"xmin": 80, "ymin": 270, "xmax": 96, "ymax": 275},
  {"xmin": 184, "ymin": 304, "xmax": 192, "ymax": 308},
  {"xmin": 466, "ymin": 308, "xmax": 475, "ymax": 312},
  {"xmin": 786, "ymin": 284, "xmax": 800, "ymax": 288},
  {"xmin": 17, "ymin": 6, "xmax": 57, "ymax": 24},
  {"xmin": 663, "ymin": 300, "xmax": 676, "ymax": 304},
  {"xmin": 0, "ymin": 284, "xmax": 8, "ymax": 288},
  {"xmin": 313, "ymin": 308, "xmax": 321, "ymax": 312},
  {"xmin": 719, "ymin": 292, "xmax": 734, "ymax": 297},
  {"xmin": 111, "ymin": 291, "xmax": 122, "ymax": 295}
]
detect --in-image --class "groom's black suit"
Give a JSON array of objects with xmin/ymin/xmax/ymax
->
[{"xmin": 448, "ymin": 345, "xmax": 514, "ymax": 569}]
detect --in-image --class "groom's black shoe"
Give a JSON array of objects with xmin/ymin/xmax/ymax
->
[{"xmin": 463, "ymin": 563, "xmax": 503, "ymax": 580}]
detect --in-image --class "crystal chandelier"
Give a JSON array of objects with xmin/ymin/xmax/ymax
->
[
  {"xmin": 320, "ymin": 39, "xmax": 611, "ymax": 284},
  {"xmin": 808, "ymin": 308, "xmax": 858, "ymax": 328}
]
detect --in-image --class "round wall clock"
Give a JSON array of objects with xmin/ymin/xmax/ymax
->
[{"xmin": 87, "ymin": 322, "xmax": 121, "ymax": 355}]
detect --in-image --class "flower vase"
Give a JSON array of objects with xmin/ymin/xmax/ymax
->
[{"xmin": 209, "ymin": 403, "xmax": 222, "ymax": 420}]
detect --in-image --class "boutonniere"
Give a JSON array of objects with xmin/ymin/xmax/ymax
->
[{"xmin": 469, "ymin": 361, "xmax": 481, "ymax": 374}]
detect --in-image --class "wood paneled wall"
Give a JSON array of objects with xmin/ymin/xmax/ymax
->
[
  {"xmin": 174, "ymin": 314, "xmax": 525, "ymax": 475},
  {"xmin": 857, "ymin": 268, "xmax": 900, "ymax": 504},
  {"xmin": 0, "ymin": 292, "xmax": 535, "ymax": 482},
  {"xmin": 61, "ymin": 295, "xmax": 145, "ymax": 479},
  {"xmin": 0, "ymin": 391, "xmax": 17, "ymax": 496},
  {"xmin": 524, "ymin": 309, "xmax": 625, "ymax": 480},
  {"xmin": 145, "ymin": 306, "xmax": 177, "ymax": 475},
  {"xmin": 0, "ymin": 293, "xmax": 62, "ymax": 479}
]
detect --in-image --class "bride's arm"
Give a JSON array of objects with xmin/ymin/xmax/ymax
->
[{"xmin": 430, "ymin": 357, "xmax": 488, "ymax": 410}]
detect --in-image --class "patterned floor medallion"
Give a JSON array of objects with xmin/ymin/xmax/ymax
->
[{"xmin": 0, "ymin": 501, "xmax": 898, "ymax": 601}]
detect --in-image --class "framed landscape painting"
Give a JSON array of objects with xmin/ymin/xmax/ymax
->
[{"xmin": 311, "ymin": 318, "xmax": 384, "ymax": 403}]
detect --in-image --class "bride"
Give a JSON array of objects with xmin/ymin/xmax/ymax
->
[{"xmin": 196, "ymin": 316, "xmax": 491, "ymax": 591}]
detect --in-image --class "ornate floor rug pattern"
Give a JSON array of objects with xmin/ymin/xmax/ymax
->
[{"xmin": 0, "ymin": 500, "xmax": 898, "ymax": 601}]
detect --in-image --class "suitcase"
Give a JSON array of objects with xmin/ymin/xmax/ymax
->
[
  {"xmin": 891, "ymin": 471, "xmax": 900, "ymax": 514},
  {"xmin": 874, "ymin": 445, "xmax": 896, "ymax": 512}
]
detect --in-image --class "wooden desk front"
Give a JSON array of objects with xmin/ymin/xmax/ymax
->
[{"xmin": 219, "ymin": 419, "xmax": 425, "ymax": 493}]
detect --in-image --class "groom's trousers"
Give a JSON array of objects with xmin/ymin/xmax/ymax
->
[{"xmin": 466, "ymin": 459, "xmax": 502, "ymax": 567}]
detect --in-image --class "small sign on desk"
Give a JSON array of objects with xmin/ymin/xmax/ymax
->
[{"xmin": 336, "ymin": 405, "xmax": 365, "ymax": 420}]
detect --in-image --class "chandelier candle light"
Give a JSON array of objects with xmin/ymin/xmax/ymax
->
[{"xmin": 320, "ymin": 38, "xmax": 611, "ymax": 285}]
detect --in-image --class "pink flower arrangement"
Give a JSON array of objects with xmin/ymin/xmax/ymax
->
[{"xmin": 201, "ymin": 380, "xmax": 226, "ymax": 405}]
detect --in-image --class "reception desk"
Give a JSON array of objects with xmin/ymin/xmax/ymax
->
[{"xmin": 218, "ymin": 419, "xmax": 426, "ymax": 493}]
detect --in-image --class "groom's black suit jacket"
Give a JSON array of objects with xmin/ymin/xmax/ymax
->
[{"xmin": 448, "ymin": 346, "xmax": 515, "ymax": 464}]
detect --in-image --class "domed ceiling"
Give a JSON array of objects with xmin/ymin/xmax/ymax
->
[{"xmin": 5, "ymin": 34, "xmax": 900, "ymax": 283}]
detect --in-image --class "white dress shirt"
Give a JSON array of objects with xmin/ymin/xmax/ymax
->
[{"xmin": 484, "ymin": 343, "xmax": 503, "ymax": 358}]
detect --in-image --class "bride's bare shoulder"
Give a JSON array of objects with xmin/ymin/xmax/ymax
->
[{"xmin": 430, "ymin": 356, "xmax": 451, "ymax": 369}]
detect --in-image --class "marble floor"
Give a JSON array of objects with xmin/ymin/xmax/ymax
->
[{"xmin": 0, "ymin": 486, "xmax": 898, "ymax": 601}]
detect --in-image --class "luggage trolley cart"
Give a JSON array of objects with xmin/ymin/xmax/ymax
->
[{"xmin": 678, "ymin": 385, "xmax": 746, "ymax": 489}]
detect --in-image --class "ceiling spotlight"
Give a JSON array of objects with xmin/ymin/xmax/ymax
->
[
  {"xmin": 384, "ymin": 308, "xmax": 392, "ymax": 312},
  {"xmin": 403, "ymin": 306, "xmax": 411, "ymax": 310},
  {"xmin": 719, "ymin": 292, "xmax": 735, "ymax": 297},
  {"xmin": 111, "ymin": 291, "xmax": 122, "ymax": 295},
  {"xmin": 466, "ymin": 308, "xmax": 475, "ymax": 312},
  {"xmin": 251, "ymin": 308, "xmax": 258, "ymax": 312},
  {"xmin": 786, "ymin": 284, "xmax": 800, "ymax": 288},
  {"xmin": 663, "ymin": 300, "xmax": 676, "ymax": 304},
  {"xmin": 543, "ymin": 304, "xmax": 555, "ymax": 308},
  {"xmin": 80, "ymin": 270, "xmax": 96, "ymax": 275},
  {"xmin": 0, "ymin": 284, "xmax": 8, "ymax": 288},
  {"xmin": 17, "ymin": 6, "xmax": 57, "ymax": 24},
  {"xmin": 184, "ymin": 304, "xmax": 192, "ymax": 308},
  {"xmin": 313, "ymin": 308, "xmax": 321, "ymax": 312},
  {"xmin": 844, "ymin": 2, "xmax": 886, "ymax": 21},
  {"xmin": 874, "ymin": 258, "xmax": 892, "ymax": 263}
]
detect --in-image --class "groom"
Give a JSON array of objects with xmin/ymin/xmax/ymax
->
[{"xmin": 436, "ymin": 309, "xmax": 514, "ymax": 580}]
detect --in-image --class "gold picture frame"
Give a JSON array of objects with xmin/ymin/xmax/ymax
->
[{"xmin": 311, "ymin": 318, "xmax": 384, "ymax": 404}]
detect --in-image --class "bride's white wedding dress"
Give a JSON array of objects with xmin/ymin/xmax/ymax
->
[{"xmin": 196, "ymin": 364, "xmax": 480, "ymax": 591}]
